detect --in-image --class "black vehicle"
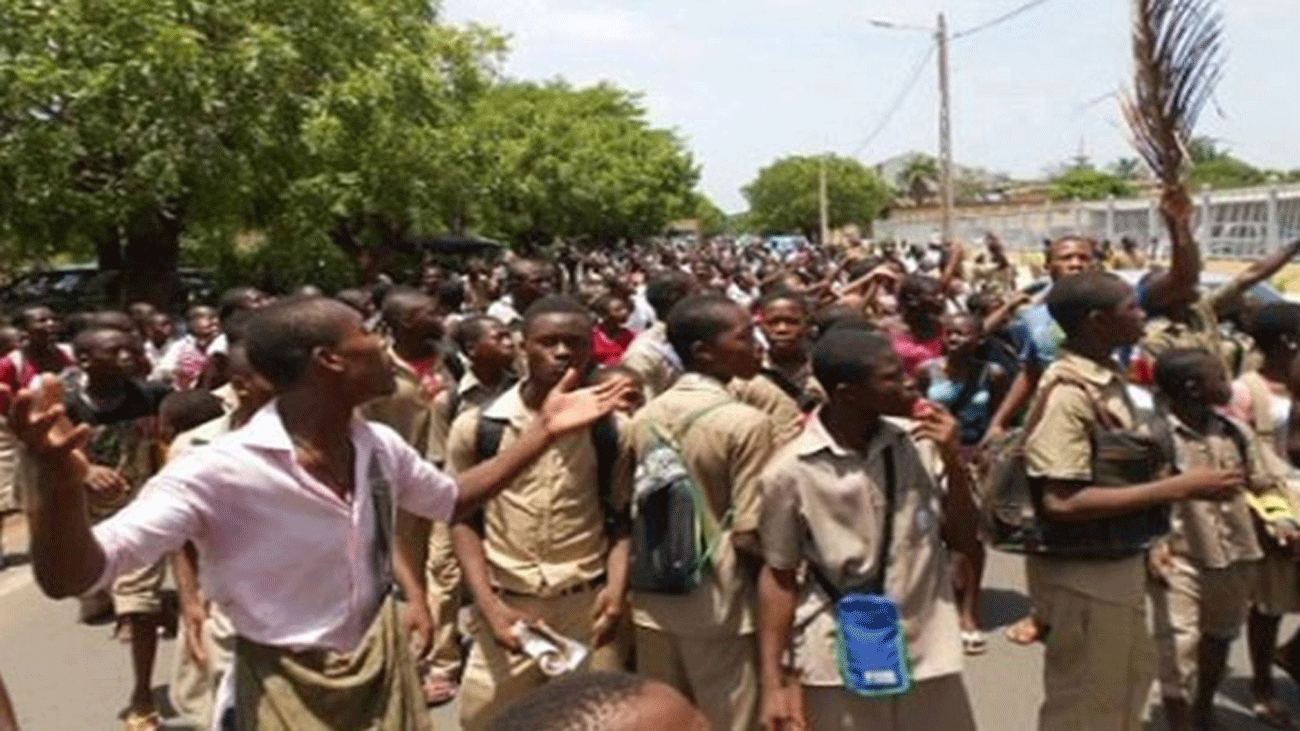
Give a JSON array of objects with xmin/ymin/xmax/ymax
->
[{"xmin": 0, "ymin": 265, "xmax": 218, "ymax": 314}]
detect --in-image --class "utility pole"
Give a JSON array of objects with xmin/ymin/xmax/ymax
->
[
  {"xmin": 819, "ymin": 154, "xmax": 830, "ymax": 246},
  {"xmin": 936, "ymin": 12, "xmax": 954, "ymax": 245}
]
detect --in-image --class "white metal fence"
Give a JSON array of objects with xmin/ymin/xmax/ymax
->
[{"xmin": 873, "ymin": 184, "xmax": 1300, "ymax": 259}]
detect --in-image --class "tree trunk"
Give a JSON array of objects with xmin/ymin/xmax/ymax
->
[
  {"xmin": 94, "ymin": 228, "xmax": 124, "ymax": 306},
  {"xmin": 119, "ymin": 211, "xmax": 184, "ymax": 310}
]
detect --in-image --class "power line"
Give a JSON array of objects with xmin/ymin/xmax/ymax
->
[
  {"xmin": 952, "ymin": 0, "xmax": 1057, "ymax": 40},
  {"xmin": 851, "ymin": 42, "xmax": 937, "ymax": 158}
]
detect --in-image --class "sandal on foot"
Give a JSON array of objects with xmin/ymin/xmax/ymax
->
[
  {"xmin": 1253, "ymin": 699, "xmax": 1297, "ymax": 730},
  {"xmin": 423, "ymin": 675, "xmax": 458, "ymax": 706},
  {"xmin": 961, "ymin": 630, "xmax": 987, "ymax": 655},
  {"xmin": 123, "ymin": 710, "xmax": 161, "ymax": 731},
  {"xmin": 1004, "ymin": 617, "xmax": 1041, "ymax": 646}
]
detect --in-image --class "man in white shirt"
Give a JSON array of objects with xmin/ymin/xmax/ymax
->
[{"xmin": 12, "ymin": 296, "xmax": 632, "ymax": 730}]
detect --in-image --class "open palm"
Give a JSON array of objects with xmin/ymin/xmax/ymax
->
[{"xmin": 540, "ymin": 369, "xmax": 634, "ymax": 437}]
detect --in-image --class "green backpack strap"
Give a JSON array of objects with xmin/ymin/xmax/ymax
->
[{"xmin": 648, "ymin": 400, "xmax": 736, "ymax": 569}]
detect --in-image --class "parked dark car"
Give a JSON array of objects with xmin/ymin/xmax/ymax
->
[{"xmin": 0, "ymin": 265, "xmax": 218, "ymax": 314}]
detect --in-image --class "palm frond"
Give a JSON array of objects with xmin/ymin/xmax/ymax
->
[{"xmin": 1120, "ymin": 0, "xmax": 1225, "ymax": 186}]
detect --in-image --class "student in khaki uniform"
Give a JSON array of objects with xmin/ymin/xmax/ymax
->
[
  {"xmin": 1024, "ymin": 271, "xmax": 1244, "ymax": 731},
  {"xmin": 620, "ymin": 271, "xmax": 697, "ymax": 399},
  {"xmin": 758, "ymin": 328, "xmax": 981, "ymax": 731},
  {"xmin": 626, "ymin": 293, "xmax": 776, "ymax": 731},
  {"xmin": 1147, "ymin": 348, "xmax": 1299, "ymax": 731},
  {"xmin": 730, "ymin": 289, "xmax": 825, "ymax": 446},
  {"xmin": 449, "ymin": 296, "xmax": 633, "ymax": 731},
  {"xmin": 1137, "ymin": 233, "xmax": 1300, "ymax": 378},
  {"xmin": 358, "ymin": 288, "xmax": 457, "ymax": 703},
  {"xmin": 419, "ymin": 314, "xmax": 518, "ymax": 702}
]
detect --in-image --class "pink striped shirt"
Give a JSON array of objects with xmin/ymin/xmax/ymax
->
[{"xmin": 90, "ymin": 401, "xmax": 458, "ymax": 652}]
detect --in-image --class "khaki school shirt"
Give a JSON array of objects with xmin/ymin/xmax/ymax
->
[
  {"xmin": 1024, "ymin": 348, "xmax": 1149, "ymax": 605},
  {"xmin": 760, "ymin": 415, "xmax": 962, "ymax": 686},
  {"xmin": 446, "ymin": 383, "xmax": 631, "ymax": 597},
  {"xmin": 1165, "ymin": 413, "xmax": 1275, "ymax": 569},
  {"xmin": 1142, "ymin": 295, "xmax": 1228, "ymax": 367},
  {"xmin": 620, "ymin": 322, "xmax": 681, "ymax": 399},
  {"xmin": 729, "ymin": 359, "xmax": 826, "ymax": 447},
  {"xmin": 428, "ymin": 371, "xmax": 512, "ymax": 467},
  {"xmin": 359, "ymin": 348, "xmax": 444, "ymax": 458},
  {"xmin": 627, "ymin": 373, "xmax": 776, "ymax": 638}
]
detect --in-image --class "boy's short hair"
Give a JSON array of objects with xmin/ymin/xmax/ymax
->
[
  {"xmin": 757, "ymin": 287, "xmax": 808, "ymax": 315},
  {"xmin": 811, "ymin": 327, "xmax": 895, "ymax": 394},
  {"xmin": 646, "ymin": 271, "xmax": 696, "ymax": 321},
  {"xmin": 812, "ymin": 305, "xmax": 876, "ymax": 340},
  {"xmin": 72, "ymin": 326, "xmax": 124, "ymax": 357},
  {"xmin": 487, "ymin": 671, "xmax": 648, "ymax": 731},
  {"xmin": 380, "ymin": 287, "xmax": 433, "ymax": 330},
  {"xmin": 666, "ymin": 294, "xmax": 742, "ymax": 370},
  {"xmin": 1246, "ymin": 303, "xmax": 1300, "ymax": 356},
  {"xmin": 158, "ymin": 390, "xmax": 226, "ymax": 441},
  {"xmin": 1153, "ymin": 347, "xmax": 1216, "ymax": 400},
  {"xmin": 245, "ymin": 298, "xmax": 354, "ymax": 391},
  {"xmin": 1046, "ymin": 271, "xmax": 1130, "ymax": 339},
  {"xmin": 453, "ymin": 315, "xmax": 501, "ymax": 356},
  {"xmin": 522, "ymin": 295, "xmax": 592, "ymax": 335}
]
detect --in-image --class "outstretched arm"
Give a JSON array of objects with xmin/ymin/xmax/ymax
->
[
  {"xmin": 1210, "ymin": 238, "xmax": 1300, "ymax": 317},
  {"xmin": 9, "ymin": 377, "xmax": 105, "ymax": 599},
  {"xmin": 1143, "ymin": 186, "xmax": 1200, "ymax": 313},
  {"xmin": 451, "ymin": 369, "xmax": 634, "ymax": 520}
]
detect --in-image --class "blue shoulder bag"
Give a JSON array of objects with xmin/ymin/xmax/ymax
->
[{"xmin": 806, "ymin": 446, "xmax": 912, "ymax": 697}]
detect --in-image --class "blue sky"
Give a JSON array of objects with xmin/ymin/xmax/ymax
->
[{"xmin": 441, "ymin": 0, "xmax": 1296, "ymax": 212}]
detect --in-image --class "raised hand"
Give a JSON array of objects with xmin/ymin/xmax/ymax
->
[
  {"xmin": 539, "ymin": 369, "xmax": 635, "ymax": 438},
  {"xmin": 8, "ymin": 376, "xmax": 90, "ymax": 476},
  {"xmin": 911, "ymin": 401, "xmax": 960, "ymax": 454}
]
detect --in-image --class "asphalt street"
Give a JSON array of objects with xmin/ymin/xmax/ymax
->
[{"xmin": 0, "ymin": 521, "xmax": 1295, "ymax": 730}]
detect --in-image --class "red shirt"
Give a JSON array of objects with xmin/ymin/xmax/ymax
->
[
  {"xmin": 891, "ymin": 329, "xmax": 944, "ymax": 376},
  {"xmin": 0, "ymin": 345, "xmax": 75, "ymax": 410},
  {"xmin": 592, "ymin": 326, "xmax": 635, "ymax": 367}
]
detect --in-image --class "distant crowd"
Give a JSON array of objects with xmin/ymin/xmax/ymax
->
[{"xmin": 3, "ymin": 227, "xmax": 1300, "ymax": 731}]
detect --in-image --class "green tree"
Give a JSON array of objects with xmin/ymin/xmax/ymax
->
[
  {"xmin": 467, "ymin": 81, "xmax": 699, "ymax": 251},
  {"xmin": 1188, "ymin": 136, "xmax": 1228, "ymax": 165},
  {"xmin": 1049, "ymin": 162, "xmax": 1137, "ymax": 201},
  {"xmin": 691, "ymin": 194, "xmax": 728, "ymax": 237},
  {"xmin": 896, "ymin": 154, "xmax": 939, "ymax": 206},
  {"xmin": 743, "ymin": 155, "xmax": 891, "ymax": 239},
  {"xmin": 1109, "ymin": 157, "xmax": 1144, "ymax": 180},
  {"xmin": 1188, "ymin": 156, "xmax": 1267, "ymax": 190},
  {"xmin": 0, "ymin": 0, "xmax": 503, "ymax": 302}
]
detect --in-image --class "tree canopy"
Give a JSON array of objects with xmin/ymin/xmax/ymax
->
[
  {"xmin": 0, "ymin": 0, "xmax": 701, "ymax": 302},
  {"xmin": 467, "ymin": 80, "xmax": 699, "ymax": 251},
  {"xmin": 1048, "ymin": 161, "xmax": 1137, "ymax": 201},
  {"xmin": 743, "ymin": 155, "xmax": 890, "ymax": 240}
]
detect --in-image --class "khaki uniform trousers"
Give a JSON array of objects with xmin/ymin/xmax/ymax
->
[
  {"xmin": 170, "ymin": 603, "xmax": 236, "ymax": 729},
  {"xmin": 803, "ymin": 674, "xmax": 977, "ymax": 731},
  {"xmin": 1150, "ymin": 556, "xmax": 1255, "ymax": 701},
  {"xmin": 112, "ymin": 559, "xmax": 166, "ymax": 615},
  {"xmin": 422, "ymin": 523, "xmax": 463, "ymax": 680},
  {"xmin": 635, "ymin": 626, "xmax": 760, "ymax": 731},
  {"xmin": 1036, "ymin": 583, "xmax": 1156, "ymax": 731},
  {"xmin": 459, "ymin": 585, "xmax": 627, "ymax": 731}
]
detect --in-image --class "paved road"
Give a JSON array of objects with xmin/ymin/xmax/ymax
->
[{"xmin": 0, "ymin": 525, "xmax": 1296, "ymax": 730}]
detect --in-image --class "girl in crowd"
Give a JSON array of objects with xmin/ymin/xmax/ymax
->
[{"xmin": 921, "ymin": 311, "xmax": 1011, "ymax": 655}]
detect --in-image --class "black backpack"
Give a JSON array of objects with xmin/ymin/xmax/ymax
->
[
  {"xmin": 628, "ymin": 401, "xmax": 733, "ymax": 595},
  {"xmin": 473, "ymin": 411, "xmax": 626, "ymax": 536}
]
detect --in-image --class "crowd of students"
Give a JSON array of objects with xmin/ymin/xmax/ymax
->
[{"xmin": 4, "ymin": 228, "xmax": 1300, "ymax": 731}]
